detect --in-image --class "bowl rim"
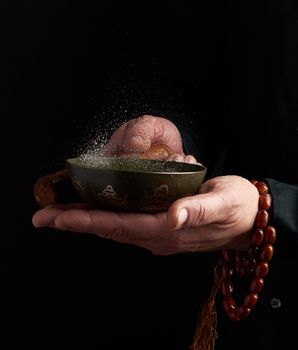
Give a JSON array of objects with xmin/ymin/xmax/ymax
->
[{"xmin": 66, "ymin": 156, "xmax": 207, "ymax": 175}]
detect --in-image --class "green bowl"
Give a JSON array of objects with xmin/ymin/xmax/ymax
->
[{"xmin": 66, "ymin": 155, "xmax": 207, "ymax": 213}]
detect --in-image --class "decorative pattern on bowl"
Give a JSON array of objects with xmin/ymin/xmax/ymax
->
[{"xmin": 66, "ymin": 156, "xmax": 207, "ymax": 213}]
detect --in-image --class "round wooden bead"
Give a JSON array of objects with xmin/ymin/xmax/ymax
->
[
  {"xmin": 244, "ymin": 293, "xmax": 258, "ymax": 308},
  {"xmin": 255, "ymin": 182, "xmax": 269, "ymax": 195},
  {"xmin": 221, "ymin": 280, "xmax": 233, "ymax": 297},
  {"xmin": 252, "ymin": 229, "xmax": 264, "ymax": 246},
  {"xmin": 250, "ymin": 277, "xmax": 264, "ymax": 293},
  {"xmin": 223, "ymin": 296, "xmax": 236, "ymax": 313},
  {"xmin": 227, "ymin": 311, "xmax": 240, "ymax": 321},
  {"xmin": 265, "ymin": 226, "xmax": 276, "ymax": 244},
  {"xmin": 260, "ymin": 244, "xmax": 274, "ymax": 261},
  {"xmin": 255, "ymin": 209, "xmax": 269, "ymax": 229},
  {"xmin": 259, "ymin": 193, "xmax": 272, "ymax": 210},
  {"xmin": 255, "ymin": 262, "xmax": 269, "ymax": 277},
  {"xmin": 221, "ymin": 264, "xmax": 233, "ymax": 279},
  {"xmin": 235, "ymin": 306, "xmax": 251, "ymax": 320}
]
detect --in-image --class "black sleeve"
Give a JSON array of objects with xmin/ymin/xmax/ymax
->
[{"xmin": 266, "ymin": 178, "xmax": 298, "ymax": 258}]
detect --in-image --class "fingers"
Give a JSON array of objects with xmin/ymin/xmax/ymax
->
[
  {"xmin": 166, "ymin": 154, "xmax": 198, "ymax": 164},
  {"xmin": 123, "ymin": 116, "xmax": 155, "ymax": 153},
  {"xmin": 32, "ymin": 206, "xmax": 65, "ymax": 228},
  {"xmin": 32, "ymin": 203, "xmax": 90, "ymax": 228},
  {"xmin": 101, "ymin": 122, "xmax": 129, "ymax": 156},
  {"xmin": 56, "ymin": 210, "xmax": 167, "ymax": 242},
  {"xmin": 102, "ymin": 115, "xmax": 184, "ymax": 157},
  {"xmin": 33, "ymin": 205, "xmax": 168, "ymax": 244}
]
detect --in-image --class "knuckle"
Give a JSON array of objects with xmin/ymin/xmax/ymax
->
[
  {"xmin": 128, "ymin": 117, "xmax": 152, "ymax": 136},
  {"xmin": 190, "ymin": 200, "xmax": 209, "ymax": 226},
  {"xmin": 110, "ymin": 227, "xmax": 129, "ymax": 242},
  {"xmin": 153, "ymin": 119, "xmax": 165, "ymax": 139},
  {"xmin": 198, "ymin": 180, "xmax": 213, "ymax": 194},
  {"xmin": 54, "ymin": 213, "xmax": 71, "ymax": 231},
  {"xmin": 109, "ymin": 214, "xmax": 131, "ymax": 243}
]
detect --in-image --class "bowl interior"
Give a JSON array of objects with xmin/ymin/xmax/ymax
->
[{"xmin": 66, "ymin": 155, "xmax": 205, "ymax": 174}]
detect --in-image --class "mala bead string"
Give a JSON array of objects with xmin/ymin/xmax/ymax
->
[
  {"xmin": 219, "ymin": 180, "xmax": 276, "ymax": 321},
  {"xmin": 191, "ymin": 180, "xmax": 276, "ymax": 350}
]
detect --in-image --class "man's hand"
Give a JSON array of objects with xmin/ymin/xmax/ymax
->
[
  {"xmin": 32, "ymin": 176, "xmax": 259, "ymax": 255},
  {"xmin": 102, "ymin": 115, "xmax": 186, "ymax": 159}
]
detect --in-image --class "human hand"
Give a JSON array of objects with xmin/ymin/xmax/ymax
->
[
  {"xmin": 32, "ymin": 175, "xmax": 259, "ymax": 255},
  {"xmin": 102, "ymin": 114, "xmax": 197, "ymax": 163}
]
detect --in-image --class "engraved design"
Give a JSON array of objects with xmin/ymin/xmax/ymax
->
[
  {"xmin": 140, "ymin": 184, "xmax": 171, "ymax": 212},
  {"xmin": 97, "ymin": 185, "xmax": 127, "ymax": 208},
  {"xmin": 72, "ymin": 176, "xmax": 86, "ymax": 193}
]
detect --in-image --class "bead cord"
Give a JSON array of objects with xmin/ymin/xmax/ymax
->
[{"xmin": 219, "ymin": 180, "xmax": 276, "ymax": 321}]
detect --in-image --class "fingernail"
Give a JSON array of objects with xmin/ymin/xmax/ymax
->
[
  {"xmin": 175, "ymin": 208, "xmax": 188, "ymax": 229},
  {"xmin": 32, "ymin": 217, "xmax": 42, "ymax": 228}
]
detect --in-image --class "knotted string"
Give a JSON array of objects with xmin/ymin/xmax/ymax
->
[{"xmin": 191, "ymin": 265, "xmax": 223, "ymax": 350}]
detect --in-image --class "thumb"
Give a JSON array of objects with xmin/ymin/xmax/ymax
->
[{"xmin": 167, "ymin": 193, "xmax": 229, "ymax": 230}]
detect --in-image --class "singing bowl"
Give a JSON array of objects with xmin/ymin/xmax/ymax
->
[{"xmin": 66, "ymin": 155, "xmax": 207, "ymax": 213}]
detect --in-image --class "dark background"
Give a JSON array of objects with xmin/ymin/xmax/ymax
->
[
  {"xmin": 1, "ymin": 1, "xmax": 298, "ymax": 349},
  {"xmin": 1, "ymin": 2, "xmax": 221, "ymax": 349}
]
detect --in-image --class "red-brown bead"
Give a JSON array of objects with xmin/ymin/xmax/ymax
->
[
  {"xmin": 250, "ymin": 277, "xmax": 264, "ymax": 293},
  {"xmin": 252, "ymin": 229, "xmax": 264, "ymax": 246},
  {"xmin": 255, "ymin": 181, "xmax": 269, "ymax": 195},
  {"xmin": 221, "ymin": 280, "xmax": 233, "ymax": 297},
  {"xmin": 244, "ymin": 293, "xmax": 259, "ymax": 308},
  {"xmin": 223, "ymin": 296, "xmax": 236, "ymax": 313},
  {"xmin": 235, "ymin": 262, "xmax": 247, "ymax": 277},
  {"xmin": 265, "ymin": 226, "xmax": 276, "ymax": 244},
  {"xmin": 255, "ymin": 209, "xmax": 269, "ymax": 229},
  {"xmin": 259, "ymin": 193, "xmax": 272, "ymax": 210},
  {"xmin": 235, "ymin": 306, "xmax": 251, "ymax": 320},
  {"xmin": 255, "ymin": 262, "xmax": 269, "ymax": 277},
  {"xmin": 221, "ymin": 264, "xmax": 234, "ymax": 279},
  {"xmin": 227, "ymin": 311, "xmax": 241, "ymax": 321},
  {"xmin": 260, "ymin": 245, "xmax": 274, "ymax": 261}
]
